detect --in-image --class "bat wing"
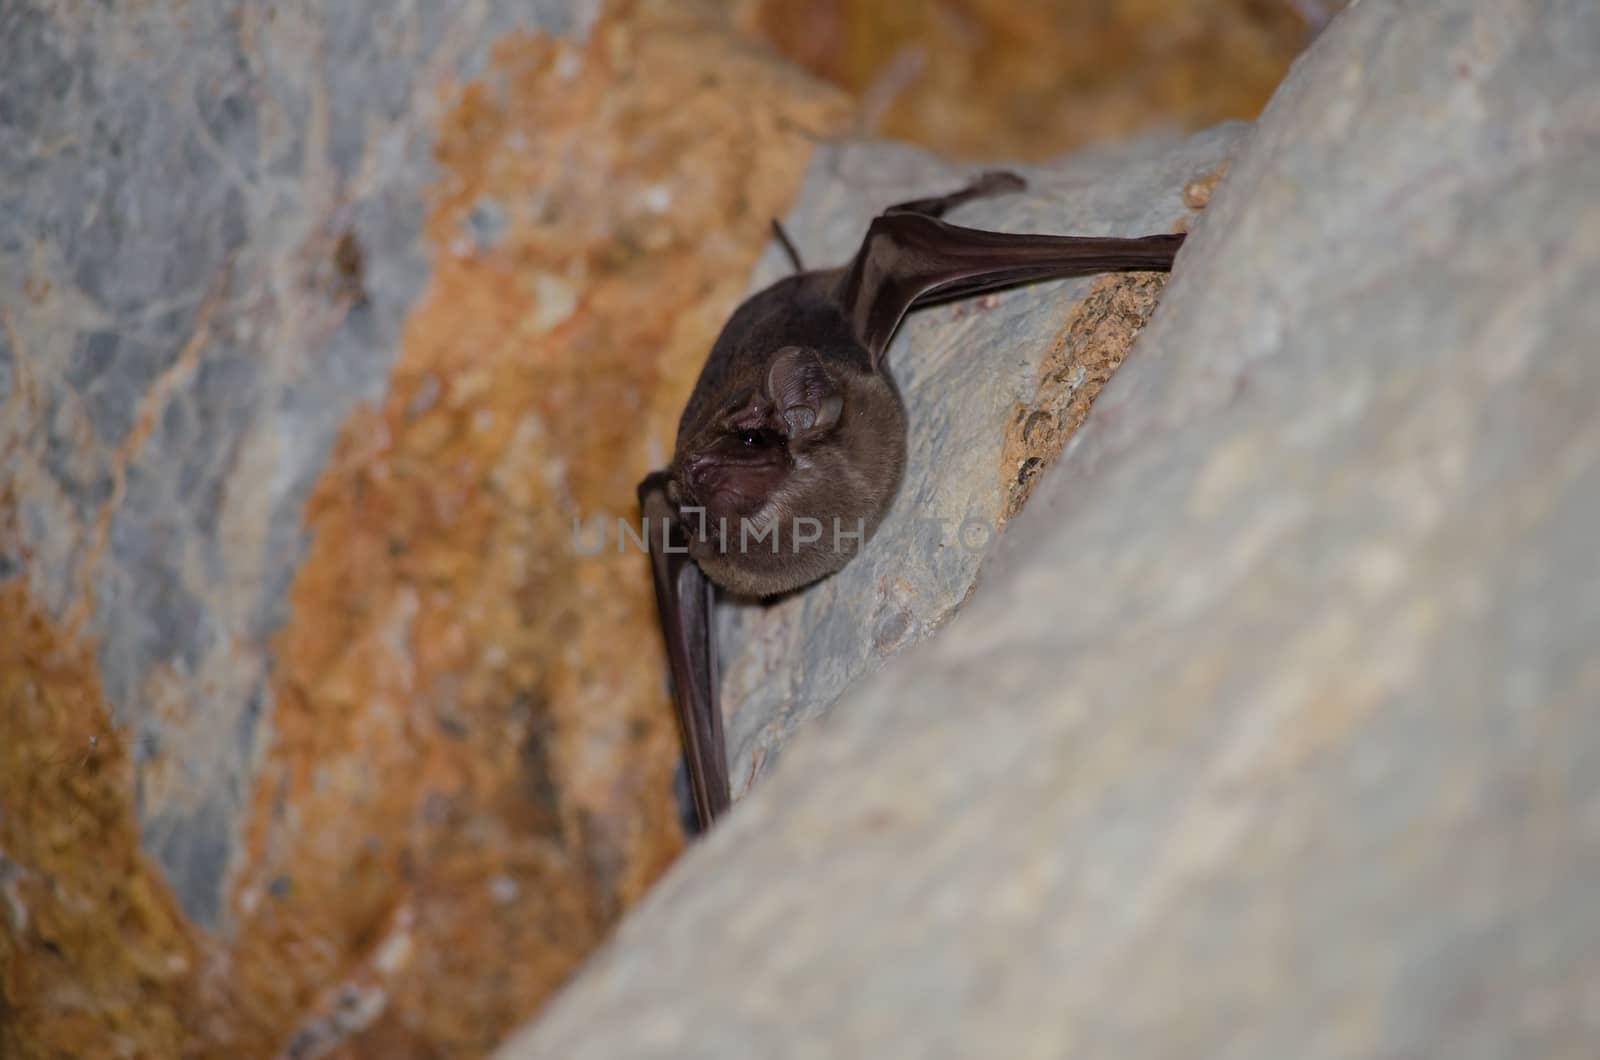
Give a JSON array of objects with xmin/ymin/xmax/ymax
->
[
  {"xmin": 638, "ymin": 471, "xmax": 730, "ymax": 834},
  {"xmin": 835, "ymin": 177, "xmax": 1185, "ymax": 363}
]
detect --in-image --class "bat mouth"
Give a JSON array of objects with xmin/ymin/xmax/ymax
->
[{"xmin": 680, "ymin": 451, "xmax": 787, "ymax": 521}]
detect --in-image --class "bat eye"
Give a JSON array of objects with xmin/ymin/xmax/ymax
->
[{"xmin": 739, "ymin": 428, "xmax": 784, "ymax": 449}]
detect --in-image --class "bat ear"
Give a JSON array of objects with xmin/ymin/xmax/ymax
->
[{"xmin": 766, "ymin": 346, "xmax": 842, "ymax": 437}]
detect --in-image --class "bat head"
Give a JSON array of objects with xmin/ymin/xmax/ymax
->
[{"xmin": 670, "ymin": 344, "xmax": 906, "ymax": 597}]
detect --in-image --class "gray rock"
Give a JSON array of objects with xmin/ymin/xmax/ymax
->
[
  {"xmin": 0, "ymin": 0, "xmax": 595, "ymax": 927},
  {"xmin": 499, "ymin": 0, "xmax": 1600, "ymax": 1057}
]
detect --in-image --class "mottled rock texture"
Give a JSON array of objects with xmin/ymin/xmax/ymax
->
[
  {"xmin": 2, "ymin": 0, "xmax": 1257, "ymax": 1049},
  {"xmin": 737, "ymin": 0, "xmax": 1332, "ymax": 159},
  {"xmin": 1, "ymin": 0, "xmax": 849, "ymax": 1055},
  {"xmin": 500, "ymin": 0, "xmax": 1600, "ymax": 1057}
]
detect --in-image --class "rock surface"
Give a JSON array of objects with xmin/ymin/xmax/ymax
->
[
  {"xmin": 737, "ymin": 0, "xmax": 1327, "ymax": 159},
  {"xmin": 0, "ymin": 0, "xmax": 1266, "ymax": 1053},
  {"xmin": 1, "ymin": 1, "xmax": 849, "ymax": 1055},
  {"xmin": 500, "ymin": 0, "xmax": 1600, "ymax": 1056}
]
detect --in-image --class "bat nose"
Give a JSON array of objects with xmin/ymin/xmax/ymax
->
[{"xmin": 681, "ymin": 454, "xmax": 713, "ymax": 499}]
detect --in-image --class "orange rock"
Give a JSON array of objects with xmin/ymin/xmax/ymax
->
[
  {"xmin": 2, "ymin": 3, "xmax": 846, "ymax": 1058},
  {"xmin": 225, "ymin": 5, "xmax": 848, "ymax": 1057},
  {"xmin": 738, "ymin": 0, "xmax": 1322, "ymax": 159},
  {"xmin": 0, "ymin": 582, "xmax": 198, "ymax": 1060}
]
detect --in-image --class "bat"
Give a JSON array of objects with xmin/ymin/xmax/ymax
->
[{"xmin": 638, "ymin": 171, "xmax": 1185, "ymax": 833}]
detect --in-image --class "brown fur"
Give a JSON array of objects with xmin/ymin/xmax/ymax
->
[{"xmin": 683, "ymin": 364, "xmax": 906, "ymax": 598}]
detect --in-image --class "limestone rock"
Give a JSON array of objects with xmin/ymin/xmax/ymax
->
[
  {"xmin": 499, "ymin": 0, "xmax": 1600, "ymax": 1057},
  {"xmin": 736, "ymin": 0, "xmax": 1327, "ymax": 159},
  {"xmin": 0, "ymin": 1, "xmax": 847, "ymax": 1055}
]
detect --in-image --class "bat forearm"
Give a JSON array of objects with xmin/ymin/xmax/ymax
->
[{"xmin": 639, "ymin": 471, "xmax": 731, "ymax": 834}]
